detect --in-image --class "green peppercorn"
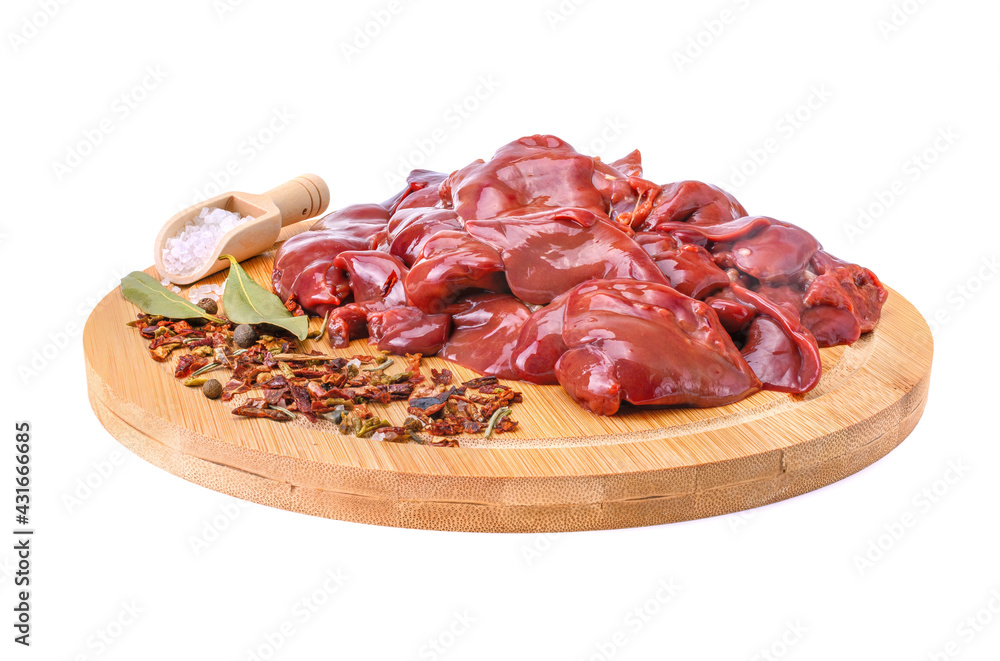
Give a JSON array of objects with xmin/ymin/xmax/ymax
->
[
  {"xmin": 197, "ymin": 298, "xmax": 219, "ymax": 315},
  {"xmin": 202, "ymin": 378, "xmax": 223, "ymax": 400},
  {"xmin": 233, "ymin": 324, "xmax": 258, "ymax": 348}
]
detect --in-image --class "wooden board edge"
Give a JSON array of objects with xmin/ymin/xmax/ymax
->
[{"xmin": 85, "ymin": 358, "xmax": 930, "ymax": 532}]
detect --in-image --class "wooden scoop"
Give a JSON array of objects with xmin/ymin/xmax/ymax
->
[{"xmin": 154, "ymin": 174, "xmax": 330, "ymax": 285}]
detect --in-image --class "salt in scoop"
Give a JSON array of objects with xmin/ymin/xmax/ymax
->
[{"xmin": 154, "ymin": 174, "xmax": 330, "ymax": 285}]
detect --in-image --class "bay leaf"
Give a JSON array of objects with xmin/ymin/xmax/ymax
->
[
  {"xmin": 121, "ymin": 271, "xmax": 224, "ymax": 322},
  {"xmin": 219, "ymin": 255, "xmax": 309, "ymax": 340}
]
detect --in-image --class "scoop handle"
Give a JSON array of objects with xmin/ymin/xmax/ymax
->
[{"xmin": 264, "ymin": 174, "xmax": 331, "ymax": 227}]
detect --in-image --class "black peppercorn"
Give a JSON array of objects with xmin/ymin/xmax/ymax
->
[
  {"xmin": 197, "ymin": 298, "xmax": 219, "ymax": 315},
  {"xmin": 202, "ymin": 378, "xmax": 223, "ymax": 400},
  {"xmin": 234, "ymin": 324, "xmax": 258, "ymax": 348}
]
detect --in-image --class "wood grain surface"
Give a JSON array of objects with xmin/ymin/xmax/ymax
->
[{"xmin": 84, "ymin": 228, "xmax": 933, "ymax": 532}]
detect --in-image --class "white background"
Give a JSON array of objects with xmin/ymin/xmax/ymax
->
[{"xmin": 2, "ymin": 0, "xmax": 999, "ymax": 659}]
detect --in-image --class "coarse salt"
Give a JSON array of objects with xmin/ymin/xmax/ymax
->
[
  {"xmin": 161, "ymin": 207, "xmax": 252, "ymax": 276},
  {"xmin": 160, "ymin": 277, "xmax": 182, "ymax": 294},
  {"xmin": 186, "ymin": 282, "xmax": 226, "ymax": 304}
]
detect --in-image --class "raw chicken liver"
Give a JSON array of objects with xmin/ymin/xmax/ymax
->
[{"xmin": 271, "ymin": 135, "xmax": 886, "ymax": 416}]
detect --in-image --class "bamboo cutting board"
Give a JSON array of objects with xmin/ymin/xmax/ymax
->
[{"xmin": 83, "ymin": 231, "xmax": 933, "ymax": 532}]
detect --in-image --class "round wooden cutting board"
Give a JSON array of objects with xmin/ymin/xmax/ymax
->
[{"xmin": 83, "ymin": 245, "xmax": 933, "ymax": 532}]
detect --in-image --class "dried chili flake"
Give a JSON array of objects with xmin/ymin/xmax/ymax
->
[
  {"xmin": 232, "ymin": 405, "xmax": 294, "ymax": 422},
  {"xmin": 419, "ymin": 401, "xmax": 448, "ymax": 416},
  {"xmin": 424, "ymin": 420, "xmax": 465, "ymax": 436},
  {"xmin": 232, "ymin": 363, "xmax": 270, "ymax": 383},
  {"xmin": 354, "ymin": 385, "xmax": 392, "ymax": 405},
  {"xmin": 386, "ymin": 383, "xmax": 414, "ymax": 400},
  {"xmin": 462, "ymin": 376, "xmax": 499, "ymax": 388},
  {"xmin": 305, "ymin": 381, "xmax": 327, "ymax": 400},
  {"xmin": 150, "ymin": 342, "xmax": 182, "ymax": 362},
  {"xmin": 322, "ymin": 386, "xmax": 355, "ymax": 401},
  {"xmin": 149, "ymin": 333, "xmax": 180, "ymax": 350},
  {"xmin": 431, "ymin": 368, "xmax": 453, "ymax": 385},
  {"xmin": 323, "ymin": 372, "xmax": 347, "ymax": 389},
  {"xmin": 404, "ymin": 353, "xmax": 423, "ymax": 372},
  {"xmin": 174, "ymin": 355, "xmax": 209, "ymax": 379},
  {"xmin": 261, "ymin": 375, "xmax": 290, "ymax": 390},
  {"xmin": 283, "ymin": 296, "xmax": 305, "ymax": 316},
  {"xmin": 455, "ymin": 399, "xmax": 481, "ymax": 421},
  {"xmin": 405, "ymin": 408, "xmax": 432, "ymax": 426},
  {"xmin": 292, "ymin": 368, "xmax": 327, "ymax": 379},
  {"xmin": 288, "ymin": 383, "xmax": 318, "ymax": 423},
  {"xmin": 478, "ymin": 383, "xmax": 511, "ymax": 395},
  {"xmin": 264, "ymin": 388, "xmax": 289, "ymax": 406},
  {"xmin": 495, "ymin": 417, "xmax": 519, "ymax": 433},
  {"xmin": 221, "ymin": 378, "xmax": 251, "ymax": 401},
  {"xmin": 425, "ymin": 437, "xmax": 460, "ymax": 448},
  {"xmin": 214, "ymin": 345, "xmax": 236, "ymax": 367},
  {"xmin": 461, "ymin": 419, "xmax": 485, "ymax": 434}
]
